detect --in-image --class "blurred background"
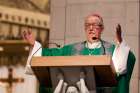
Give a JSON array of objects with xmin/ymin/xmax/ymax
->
[{"xmin": 0, "ymin": 0, "xmax": 139, "ymax": 93}]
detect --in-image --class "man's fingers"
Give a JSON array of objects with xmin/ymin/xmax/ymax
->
[
  {"xmin": 116, "ymin": 24, "xmax": 121, "ymax": 36},
  {"xmin": 22, "ymin": 30, "xmax": 30, "ymax": 40},
  {"xmin": 22, "ymin": 31, "xmax": 27, "ymax": 39},
  {"xmin": 27, "ymin": 28, "xmax": 32, "ymax": 35},
  {"xmin": 116, "ymin": 24, "xmax": 121, "ymax": 31},
  {"xmin": 116, "ymin": 24, "xmax": 122, "ymax": 44},
  {"xmin": 21, "ymin": 29, "xmax": 35, "ymax": 46}
]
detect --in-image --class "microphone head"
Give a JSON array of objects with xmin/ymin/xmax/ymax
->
[{"xmin": 56, "ymin": 45, "xmax": 61, "ymax": 48}]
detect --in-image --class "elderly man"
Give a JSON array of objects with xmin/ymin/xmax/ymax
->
[{"xmin": 23, "ymin": 13, "xmax": 135, "ymax": 93}]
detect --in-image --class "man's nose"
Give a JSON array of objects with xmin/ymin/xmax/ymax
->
[
  {"xmin": 89, "ymin": 26, "xmax": 96, "ymax": 32},
  {"xmin": 89, "ymin": 25, "xmax": 93, "ymax": 30}
]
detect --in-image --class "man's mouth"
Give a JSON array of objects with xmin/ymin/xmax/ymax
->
[{"xmin": 92, "ymin": 37, "xmax": 97, "ymax": 40}]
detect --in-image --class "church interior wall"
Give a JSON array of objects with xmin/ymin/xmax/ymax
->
[{"xmin": 0, "ymin": 0, "xmax": 139, "ymax": 93}]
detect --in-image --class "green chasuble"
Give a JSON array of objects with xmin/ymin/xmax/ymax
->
[{"xmin": 39, "ymin": 40, "xmax": 135, "ymax": 93}]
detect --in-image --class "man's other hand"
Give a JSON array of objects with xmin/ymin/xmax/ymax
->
[
  {"xmin": 116, "ymin": 24, "xmax": 122, "ymax": 44},
  {"xmin": 22, "ymin": 29, "xmax": 35, "ymax": 46}
]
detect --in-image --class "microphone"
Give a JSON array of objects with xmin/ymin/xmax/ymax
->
[
  {"xmin": 25, "ymin": 44, "xmax": 42, "ymax": 75},
  {"xmin": 47, "ymin": 42, "xmax": 61, "ymax": 48},
  {"xmin": 31, "ymin": 41, "xmax": 61, "ymax": 57}
]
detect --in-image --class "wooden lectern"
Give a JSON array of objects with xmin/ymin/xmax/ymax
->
[{"xmin": 31, "ymin": 55, "xmax": 117, "ymax": 89}]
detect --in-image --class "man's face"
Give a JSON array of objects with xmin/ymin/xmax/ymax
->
[{"xmin": 85, "ymin": 16, "xmax": 103, "ymax": 43}]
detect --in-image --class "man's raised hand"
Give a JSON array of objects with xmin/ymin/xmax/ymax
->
[
  {"xmin": 22, "ymin": 29, "xmax": 35, "ymax": 46},
  {"xmin": 116, "ymin": 24, "xmax": 122, "ymax": 44}
]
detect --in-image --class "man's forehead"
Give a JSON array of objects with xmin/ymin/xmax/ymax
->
[{"xmin": 85, "ymin": 16, "xmax": 101, "ymax": 24}]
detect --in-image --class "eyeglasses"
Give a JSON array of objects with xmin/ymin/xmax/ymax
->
[{"xmin": 85, "ymin": 23, "xmax": 103, "ymax": 30}]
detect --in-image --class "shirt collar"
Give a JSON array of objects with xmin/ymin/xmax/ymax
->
[{"xmin": 85, "ymin": 41, "xmax": 101, "ymax": 49}]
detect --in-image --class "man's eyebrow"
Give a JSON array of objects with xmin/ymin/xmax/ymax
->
[{"xmin": 85, "ymin": 23, "xmax": 101, "ymax": 25}]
